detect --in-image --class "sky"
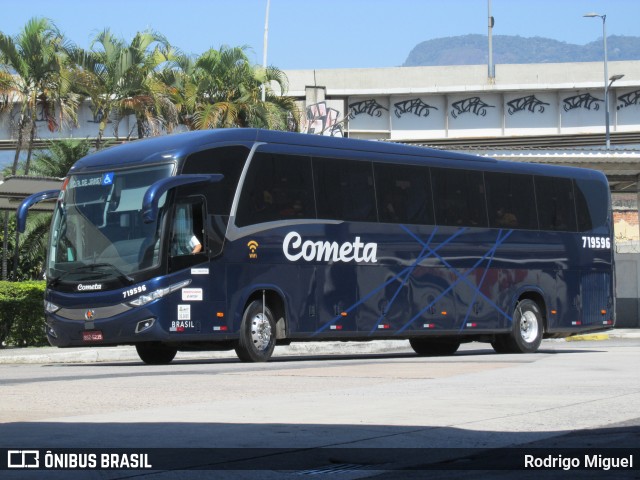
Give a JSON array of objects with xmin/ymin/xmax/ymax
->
[{"xmin": 0, "ymin": 0, "xmax": 638, "ymax": 71}]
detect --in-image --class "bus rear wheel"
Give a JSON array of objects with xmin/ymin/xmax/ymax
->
[
  {"xmin": 235, "ymin": 300, "xmax": 276, "ymax": 362},
  {"xmin": 491, "ymin": 299, "xmax": 543, "ymax": 354},
  {"xmin": 409, "ymin": 338, "xmax": 460, "ymax": 356},
  {"xmin": 136, "ymin": 343, "xmax": 177, "ymax": 364}
]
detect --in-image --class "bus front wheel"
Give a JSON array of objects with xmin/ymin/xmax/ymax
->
[
  {"xmin": 136, "ymin": 343, "xmax": 177, "ymax": 364},
  {"xmin": 491, "ymin": 299, "xmax": 543, "ymax": 354},
  {"xmin": 235, "ymin": 300, "xmax": 276, "ymax": 362},
  {"xmin": 409, "ymin": 338, "xmax": 460, "ymax": 356}
]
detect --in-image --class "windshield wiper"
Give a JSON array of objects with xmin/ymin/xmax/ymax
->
[{"xmin": 50, "ymin": 263, "xmax": 135, "ymax": 287}]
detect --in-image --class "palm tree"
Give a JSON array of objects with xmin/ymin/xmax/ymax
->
[
  {"xmin": 165, "ymin": 46, "xmax": 298, "ymax": 131},
  {"xmin": 29, "ymin": 138, "xmax": 92, "ymax": 177},
  {"xmin": 71, "ymin": 29, "xmax": 177, "ymax": 147},
  {"xmin": 0, "ymin": 17, "xmax": 77, "ymax": 280},
  {"xmin": 10, "ymin": 139, "xmax": 93, "ymax": 280},
  {"xmin": 0, "ymin": 17, "xmax": 77, "ymax": 175}
]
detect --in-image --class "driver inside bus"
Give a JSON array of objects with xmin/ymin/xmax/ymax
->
[
  {"xmin": 187, "ymin": 234, "xmax": 202, "ymax": 254},
  {"xmin": 171, "ymin": 204, "xmax": 203, "ymax": 255}
]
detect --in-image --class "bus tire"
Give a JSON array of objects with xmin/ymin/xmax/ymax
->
[
  {"xmin": 409, "ymin": 338, "xmax": 460, "ymax": 356},
  {"xmin": 235, "ymin": 300, "xmax": 276, "ymax": 362},
  {"xmin": 492, "ymin": 299, "xmax": 543, "ymax": 354},
  {"xmin": 135, "ymin": 343, "xmax": 177, "ymax": 364}
]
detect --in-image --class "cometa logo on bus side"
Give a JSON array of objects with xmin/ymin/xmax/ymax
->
[{"xmin": 283, "ymin": 231, "xmax": 378, "ymax": 264}]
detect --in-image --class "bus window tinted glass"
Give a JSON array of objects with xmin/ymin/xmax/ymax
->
[
  {"xmin": 486, "ymin": 172, "xmax": 537, "ymax": 229},
  {"xmin": 374, "ymin": 163, "xmax": 434, "ymax": 225},
  {"xmin": 314, "ymin": 157, "xmax": 376, "ymax": 222},
  {"xmin": 236, "ymin": 153, "xmax": 314, "ymax": 227},
  {"xmin": 431, "ymin": 168, "xmax": 488, "ymax": 227},
  {"xmin": 182, "ymin": 146, "xmax": 248, "ymax": 215},
  {"xmin": 574, "ymin": 178, "xmax": 609, "ymax": 231},
  {"xmin": 535, "ymin": 176, "xmax": 577, "ymax": 231}
]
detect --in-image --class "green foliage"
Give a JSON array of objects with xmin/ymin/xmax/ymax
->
[
  {"xmin": 29, "ymin": 138, "xmax": 93, "ymax": 177},
  {"xmin": 0, "ymin": 281, "xmax": 47, "ymax": 347}
]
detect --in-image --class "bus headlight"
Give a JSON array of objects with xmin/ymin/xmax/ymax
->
[
  {"xmin": 127, "ymin": 279, "xmax": 191, "ymax": 307},
  {"xmin": 44, "ymin": 300, "xmax": 60, "ymax": 313}
]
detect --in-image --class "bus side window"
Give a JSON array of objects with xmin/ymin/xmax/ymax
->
[
  {"xmin": 314, "ymin": 157, "xmax": 376, "ymax": 222},
  {"xmin": 236, "ymin": 152, "xmax": 315, "ymax": 227},
  {"xmin": 182, "ymin": 146, "xmax": 249, "ymax": 216},
  {"xmin": 431, "ymin": 168, "xmax": 488, "ymax": 227},
  {"xmin": 535, "ymin": 176, "xmax": 577, "ymax": 232},
  {"xmin": 374, "ymin": 163, "xmax": 434, "ymax": 225},
  {"xmin": 485, "ymin": 172, "xmax": 538, "ymax": 230},
  {"xmin": 574, "ymin": 178, "xmax": 608, "ymax": 231}
]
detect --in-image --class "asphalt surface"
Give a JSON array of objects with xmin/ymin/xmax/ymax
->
[{"xmin": 0, "ymin": 329, "xmax": 638, "ymax": 364}]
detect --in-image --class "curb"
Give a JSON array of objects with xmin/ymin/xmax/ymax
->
[{"xmin": 565, "ymin": 333, "xmax": 610, "ymax": 342}]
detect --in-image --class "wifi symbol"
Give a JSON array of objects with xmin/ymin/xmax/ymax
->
[{"xmin": 247, "ymin": 240, "xmax": 259, "ymax": 255}]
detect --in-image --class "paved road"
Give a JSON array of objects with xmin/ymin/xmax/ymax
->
[{"xmin": 1, "ymin": 338, "xmax": 639, "ymax": 479}]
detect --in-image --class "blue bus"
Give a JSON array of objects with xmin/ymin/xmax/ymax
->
[{"xmin": 18, "ymin": 129, "xmax": 614, "ymax": 363}]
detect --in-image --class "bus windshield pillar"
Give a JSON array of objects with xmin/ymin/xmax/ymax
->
[{"xmin": 142, "ymin": 174, "xmax": 223, "ymax": 223}]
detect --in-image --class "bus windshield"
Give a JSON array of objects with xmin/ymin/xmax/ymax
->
[{"xmin": 47, "ymin": 164, "xmax": 174, "ymax": 284}]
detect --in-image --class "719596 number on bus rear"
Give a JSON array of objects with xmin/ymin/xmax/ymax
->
[{"xmin": 582, "ymin": 236, "xmax": 611, "ymax": 249}]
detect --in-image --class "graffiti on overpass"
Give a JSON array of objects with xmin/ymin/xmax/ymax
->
[
  {"xmin": 507, "ymin": 95, "xmax": 550, "ymax": 115},
  {"xmin": 305, "ymin": 102, "xmax": 343, "ymax": 136},
  {"xmin": 450, "ymin": 97, "xmax": 495, "ymax": 119},
  {"xmin": 562, "ymin": 93, "xmax": 603, "ymax": 112},
  {"xmin": 393, "ymin": 99, "xmax": 438, "ymax": 118},
  {"xmin": 617, "ymin": 90, "xmax": 640, "ymax": 110},
  {"xmin": 348, "ymin": 99, "xmax": 389, "ymax": 119}
]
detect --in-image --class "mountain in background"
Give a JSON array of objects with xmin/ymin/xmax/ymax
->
[{"xmin": 403, "ymin": 34, "xmax": 640, "ymax": 66}]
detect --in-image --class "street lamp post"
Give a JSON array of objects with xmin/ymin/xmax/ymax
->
[
  {"xmin": 262, "ymin": 0, "xmax": 271, "ymax": 102},
  {"xmin": 584, "ymin": 12, "xmax": 622, "ymax": 149}
]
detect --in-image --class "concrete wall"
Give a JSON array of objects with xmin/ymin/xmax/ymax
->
[
  {"xmin": 289, "ymin": 61, "xmax": 640, "ymax": 141},
  {"xmin": 615, "ymin": 252, "xmax": 640, "ymax": 327}
]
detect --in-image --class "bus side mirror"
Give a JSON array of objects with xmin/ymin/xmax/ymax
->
[
  {"xmin": 16, "ymin": 189, "xmax": 61, "ymax": 233},
  {"xmin": 142, "ymin": 174, "xmax": 223, "ymax": 223}
]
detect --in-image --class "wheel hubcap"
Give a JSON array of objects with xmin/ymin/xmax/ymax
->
[
  {"xmin": 250, "ymin": 313, "xmax": 272, "ymax": 351},
  {"xmin": 519, "ymin": 310, "xmax": 539, "ymax": 343}
]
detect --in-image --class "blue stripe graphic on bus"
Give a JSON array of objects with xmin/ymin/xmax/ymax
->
[
  {"xmin": 314, "ymin": 225, "xmax": 470, "ymax": 336},
  {"xmin": 396, "ymin": 228, "xmax": 513, "ymax": 334},
  {"xmin": 370, "ymin": 227, "xmax": 439, "ymax": 334},
  {"xmin": 458, "ymin": 232, "xmax": 503, "ymax": 332}
]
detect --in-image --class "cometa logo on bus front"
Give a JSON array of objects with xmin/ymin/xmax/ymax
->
[{"xmin": 283, "ymin": 231, "xmax": 378, "ymax": 263}]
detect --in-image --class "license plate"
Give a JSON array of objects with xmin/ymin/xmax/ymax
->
[{"xmin": 82, "ymin": 330, "xmax": 104, "ymax": 342}]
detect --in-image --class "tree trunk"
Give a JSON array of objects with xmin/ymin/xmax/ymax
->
[
  {"xmin": 2, "ymin": 211, "xmax": 9, "ymax": 281},
  {"xmin": 3, "ymin": 115, "xmax": 27, "ymax": 280},
  {"xmin": 23, "ymin": 113, "xmax": 37, "ymax": 175},
  {"xmin": 10, "ymin": 118, "xmax": 38, "ymax": 279},
  {"xmin": 11, "ymin": 114, "xmax": 26, "ymax": 175}
]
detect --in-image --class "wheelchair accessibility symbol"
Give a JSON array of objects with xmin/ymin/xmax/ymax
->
[{"xmin": 101, "ymin": 173, "xmax": 115, "ymax": 186}]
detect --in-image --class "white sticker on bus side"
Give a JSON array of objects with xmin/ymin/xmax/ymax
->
[
  {"xmin": 178, "ymin": 304, "xmax": 191, "ymax": 320},
  {"xmin": 191, "ymin": 268, "xmax": 209, "ymax": 275},
  {"xmin": 182, "ymin": 288, "xmax": 203, "ymax": 301}
]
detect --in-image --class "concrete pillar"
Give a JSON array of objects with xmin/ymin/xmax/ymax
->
[
  {"xmin": 637, "ymin": 175, "xmax": 640, "ymax": 245},
  {"xmin": 305, "ymin": 86, "xmax": 326, "ymax": 106}
]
